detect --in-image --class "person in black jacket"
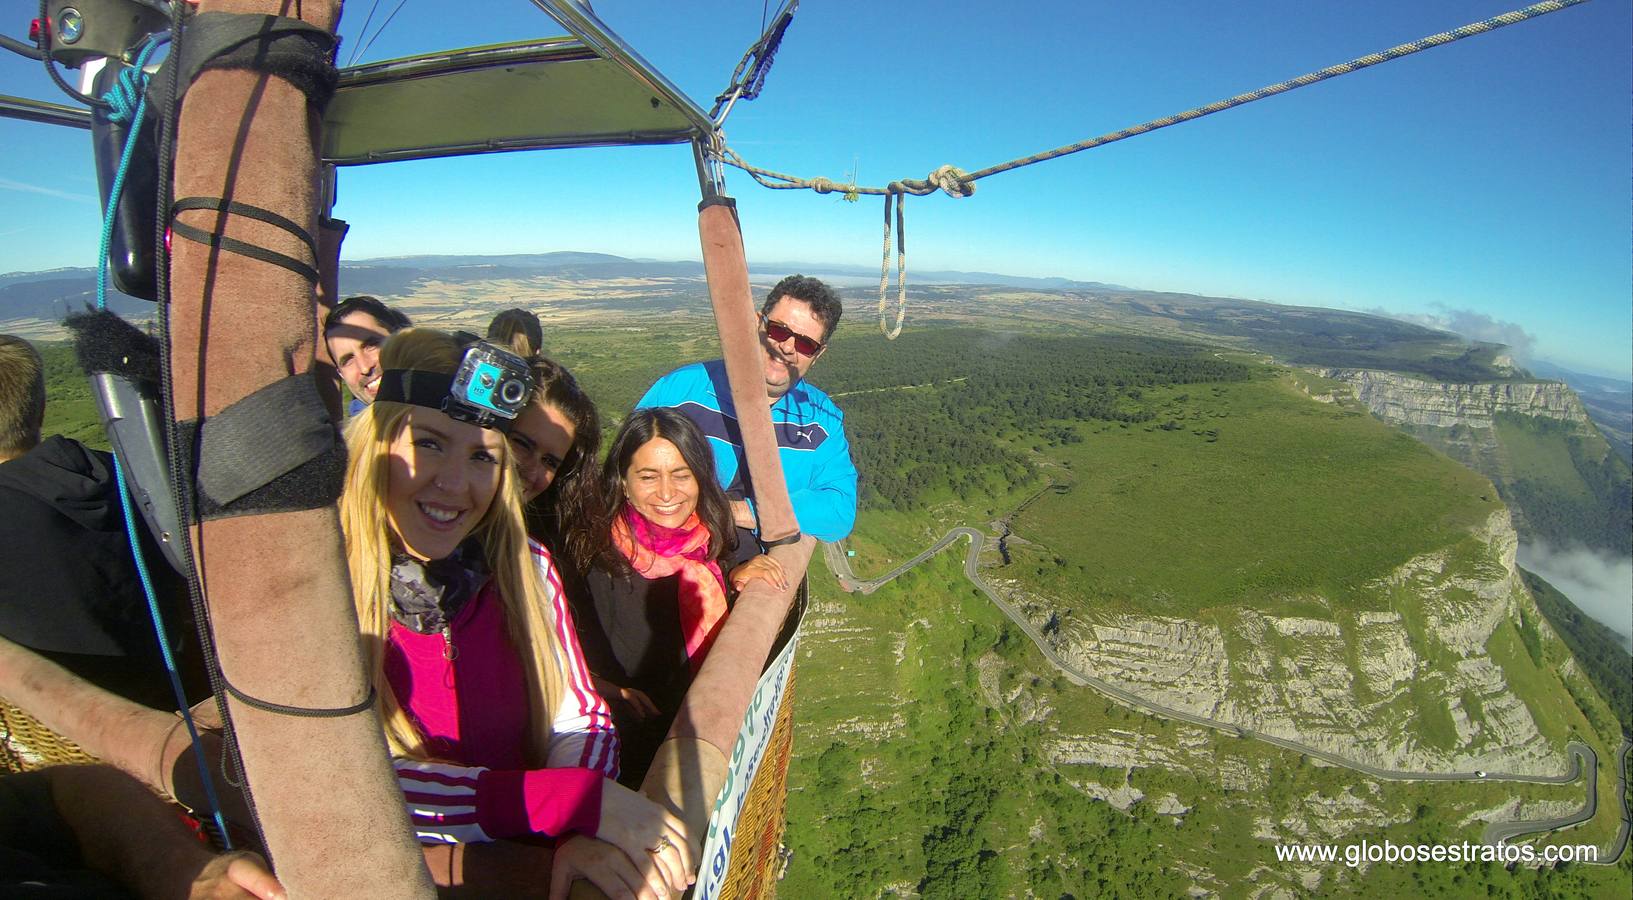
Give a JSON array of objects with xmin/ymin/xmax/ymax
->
[{"xmin": 0, "ymin": 335, "xmax": 202, "ymax": 709}]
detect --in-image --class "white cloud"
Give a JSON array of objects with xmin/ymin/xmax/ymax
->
[
  {"xmin": 1519, "ymin": 540, "xmax": 1633, "ymax": 650},
  {"xmin": 1361, "ymin": 305, "xmax": 1537, "ymax": 365},
  {"xmin": 0, "ymin": 177, "xmax": 97, "ymax": 205}
]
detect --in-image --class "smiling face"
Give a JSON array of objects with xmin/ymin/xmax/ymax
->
[
  {"xmin": 623, "ymin": 436, "xmax": 698, "ymax": 530},
  {"xmin": 759, "ymin": 296, "xmax": 827, "ymax": 400},
  {"xmin": 384, "ymin": 406, "xmax": 506, "ymax": 561},
  {"xmin": 509, "ymin": 400, "xmax": 577, "ymax": 503},
  {"xmin": 327, "ymin": 311, "xmax": 393, "ymax": 404}
]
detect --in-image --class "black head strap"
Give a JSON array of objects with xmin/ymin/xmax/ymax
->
[{"xmin": 375, "ymin": 369, "xmax": 514, "ymax": 434}]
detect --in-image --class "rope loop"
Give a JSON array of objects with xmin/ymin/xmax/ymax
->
[
  {"xmin": 879, "ymin": 192, "xmax": 907, "ymax": 340},
  {"xmin": 102, "ymin": 66, "xmax": 148, "ymax": 125},
  {"xmin": 101, "ymin": 35, "xmax": 166, "ymax": 126}
]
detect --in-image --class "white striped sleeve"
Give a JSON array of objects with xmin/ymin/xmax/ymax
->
[
  {"xmin": 392, "ymin": 758, "xmax": 495, "ymax": 844},
  {"xmin": 531, "ymin": 539, "xmax": 621, "ymax": 779}
]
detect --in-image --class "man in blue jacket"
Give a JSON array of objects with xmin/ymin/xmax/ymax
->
[{"xmin": 637, "ymin": 275, "xmax": 857, "ymax": 543}]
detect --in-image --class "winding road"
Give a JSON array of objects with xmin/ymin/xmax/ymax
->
[{"xmin": 822, "ymin": 529, "xmax": 1632, "ymax": 862}]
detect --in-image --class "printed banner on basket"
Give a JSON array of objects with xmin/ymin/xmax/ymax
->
[{"xmin": 695, "ymin": 629, "xmax": 800, "ymax": 900}]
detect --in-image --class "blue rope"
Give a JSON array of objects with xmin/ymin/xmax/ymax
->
[
  {"xmin": 112, "ymin": 459, "xmax": 234, "ymax": 848},
  {"xmin": 97, "ymin": 35, "xmax": 234, "ymax": 850},
  {"xmin": 95, "ymin": 35, "xmax": 164, "ymax": 311}
]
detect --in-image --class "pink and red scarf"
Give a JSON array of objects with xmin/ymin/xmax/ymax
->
[{"xmin": 611, "ymin": 503, "xmax": 728, "ymax": 673}]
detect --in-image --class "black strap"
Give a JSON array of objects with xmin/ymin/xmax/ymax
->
[
  {"xmin": 160, "ymin": 12, "xmax": 338, "ymax": 110},
  {"xmin": 375, "ymin": 369, "xmax": 454, "ymax": 408},
  {"xmin": 173, "ymin": 197, "xmax": 319, "ymax": 262},
  {"xmin": 170, "ymin": 219, "xmax": 320, "ymax": 284},
  {"xmin": 196, "ymin": 374, "xmax": 337, "ymax": 507},
  {"xmin": 375, "ymin": 368, "xmax": 517, "ymax": 434},
  {"xmin": 761, "ymin": 530, "xmax": 804, "ymax": 549},
  {"xmin": 221, "ymin": 676, "xmax": 376, "ymax": 719}
]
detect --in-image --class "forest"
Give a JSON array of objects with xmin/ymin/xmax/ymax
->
[
  {"xmin": 1523, "ymin": 569, "xmax": 1633, "ymax": 736},
  {"xmin": 1495, "ymin": 413, "xmax": 1633, "ymax": 556},
  {"xmin": 816, "ymin": 329, "xmax": 1250, "ymax": 512}
]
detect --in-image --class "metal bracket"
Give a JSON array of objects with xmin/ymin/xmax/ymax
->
[{"xmin": 692, "ymin": 135, "xmax": 728, "ymax": 203}]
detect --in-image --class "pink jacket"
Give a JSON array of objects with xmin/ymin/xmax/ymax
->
[{"xmin": 387, "ymin": 540, "xmax": 619, "ymax": 844}]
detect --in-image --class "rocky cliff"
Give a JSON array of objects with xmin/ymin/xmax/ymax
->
[
  {"xmin": 1012, "ymin": 509, "xmax": 1564, "ymax": 776},
  {"xmin": 1313, "ymin": 368, "xmax": 1630, "ymax": 554},
  {"xmin": 1314, "ymin": 369, "xmax": 1593, "ymax": 432}
]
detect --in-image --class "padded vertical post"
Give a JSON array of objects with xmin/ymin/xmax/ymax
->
[
  {"xmin": 165, "ymin": 1, "xmax": 432, "ymax": 895},
  {"xmin": 313, "ymin": 213, "xmax": 348, "ymax": 424},
  {"xmin": 632, "ymin": 199, "xmax": 815, "ymax": 861},
  {"xmin": 695, "ymin": 198, "xmax": 799, "ymax": 543}
]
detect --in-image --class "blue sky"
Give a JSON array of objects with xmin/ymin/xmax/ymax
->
[{"xmin": 2, "ymin": 1, "xmax": 1628, "ymax": 376}]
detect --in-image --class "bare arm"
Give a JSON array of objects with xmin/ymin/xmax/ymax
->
[
  {"xmin": 42, "ymin": 764, "xmax": 283, "ymax": 900},
  {"xmin": 729, "ymin": 499, "xmax": 758, "ymax": 530}
]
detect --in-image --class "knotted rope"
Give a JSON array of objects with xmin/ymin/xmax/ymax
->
[
  {"xmin": 717, "ymin": 0, "xmax": 1589, "ymax": 340},
  {"xmin": 721, "ymin": 0, "xmax": 1586, "ymax": 199}
]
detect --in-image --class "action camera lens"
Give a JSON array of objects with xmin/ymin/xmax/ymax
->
[{"xmin": 499, "ymin": 380, "xmax": 527, "ymax": 406}]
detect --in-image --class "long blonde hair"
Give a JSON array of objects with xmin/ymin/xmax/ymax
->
[{"xmin": 339, "ymin": 328, "xmax": 566, "ymax": 762}]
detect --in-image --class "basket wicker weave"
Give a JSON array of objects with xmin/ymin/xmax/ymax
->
[
  {"xmin": 0, "ymin": 698, "xmax": 97, "ymax": 773},
  {"xmin": 715, "ymin": 664, "xmax": 797, "ymax": 900}
]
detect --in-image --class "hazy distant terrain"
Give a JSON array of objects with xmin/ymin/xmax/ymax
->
[{"xmin": 1528, "ymin": 359, "xmax": 1633, "ymax": 464}]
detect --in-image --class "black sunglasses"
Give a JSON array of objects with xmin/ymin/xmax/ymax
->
[{"xmin": 762, "ymin": 315, "xmax": 824, "ymax": 356}]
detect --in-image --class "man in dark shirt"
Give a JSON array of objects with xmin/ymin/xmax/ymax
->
[{"xmin": 0, "ymin": 335, "xmax": 200, "ymax": 709}]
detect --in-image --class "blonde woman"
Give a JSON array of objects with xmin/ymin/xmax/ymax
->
[{"xmin": 340, "ymin": 328, "xmax": 692, "ymax": 899}]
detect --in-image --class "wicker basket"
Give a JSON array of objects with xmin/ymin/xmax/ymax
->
[
  {"xmin": 715, "ymin": 664, "xmax": 797, "ymax": 900},
  {"xmin": 0, "ymin": 698, "xmax": 97, "ymax": 773}
]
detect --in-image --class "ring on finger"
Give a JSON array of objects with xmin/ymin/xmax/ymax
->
[{"xmin": 647, "ymin": 835, "xmax": 673, "ymax": 854}]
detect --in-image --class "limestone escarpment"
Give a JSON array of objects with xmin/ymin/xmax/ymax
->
[
  {"xmin": 1315, "ymin": 369, "xmax": 1592, "ymax": 432},
  {"xmin": 1027, "ymin": 510, "xmax": 1559, "ymax": 775}
]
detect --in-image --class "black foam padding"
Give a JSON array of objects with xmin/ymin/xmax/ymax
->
[
  {"xmin": 176, "ymin": 419, "xmax": 347, "ymax": 522},
  {"xmin": 65, "ymin": 310, "xmax": 164, "ymax": 395},
  {"xmin": 196, "ymin": 375, "xmax": 338, "ymax": 507},
  {"xmin": 158, "ymin": 13, "xmax": 339, "ymax": 110}
]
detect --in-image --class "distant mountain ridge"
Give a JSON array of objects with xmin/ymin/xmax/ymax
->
[
  {"xmin": 0, "ymin": 252, "xmax": 1574, "ymax": 392},
  {"xmin": 1525, "ymin": 360, "xmax": 1633, "ymax": 464}
]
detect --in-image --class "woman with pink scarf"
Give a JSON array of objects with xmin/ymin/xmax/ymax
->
[{"xmin": 565, "ymin": 408, "xmax": 784, "ymax": 786}]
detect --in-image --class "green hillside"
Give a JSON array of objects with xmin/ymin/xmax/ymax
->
[
  {"xmin": 787, "ymin": 330, "xmax": 1629, "ymax": 897},
  {"xmin": 35, "ymin": 341, "xmax": 110, "ymax": 449},
  {"xmin": 1523, "ymin": 569, "xmax": 1633, "ymax": 736},
  {"xmin": 1012, "ymin": 374, "xmax": 1496, "ymax": 614},
  {"xmin": 1493, "ymin": 413, "xmax": 1632, "ymax": 555}
]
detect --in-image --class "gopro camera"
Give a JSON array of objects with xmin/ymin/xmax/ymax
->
[{"xmin": 448, "ymin": 341, "xmax": 534, "ymax": 425}]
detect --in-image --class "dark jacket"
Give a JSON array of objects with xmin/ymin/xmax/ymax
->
[
  {"xmin": 566, "ymin": 527, "xmax": 758, "ymax": 787},
  {"xmin": 0, "ymin": 436, "xmax": 201, "ymax": 708}
]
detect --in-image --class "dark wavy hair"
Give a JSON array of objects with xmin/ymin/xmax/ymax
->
[
  {"xmin": 762, "ymin": 274, "xmax": 843, "ymax": 342},
  {"xmin": 522, "ymin": 355, "xmax": 601, "ymax": 562},
  {"xmin": 323, "ymin": 295, "xmax": 411, "ymax": 335},
  {"xmin": 489, "ymin": 308, "xmax": 544, "ymax": 359},
  {"xmin": 573, "ymin": 407, "xmax": 737, "ymax": 577}
]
